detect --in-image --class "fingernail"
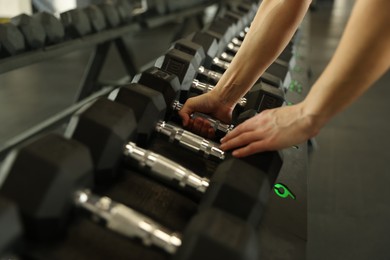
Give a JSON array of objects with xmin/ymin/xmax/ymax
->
[
  {"xmin": 232, "ymin": 150, "xmax": 238, "ymax": 157},
  {"xmin": 220, "ymin": 137, "xmax": 225, "ymax": 143},
  {"xmin": 220, "ymin": 144, "xmax": 225, "ymax": 150}
]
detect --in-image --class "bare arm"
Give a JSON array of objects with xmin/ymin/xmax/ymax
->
[
  {"xmin": 179, "ymin": 0, "xmax": 311, "ymax": 134},
  {"xmin": 221, "ymin": 0, "xmax": 390, "ymax": 157},
  {"xmin": 212, "ymin": 0, "xmax": 312, "ymax": 106},
  {"xmin": 303, "ymin": 0, "xmax": 390, "ymax": 128}
]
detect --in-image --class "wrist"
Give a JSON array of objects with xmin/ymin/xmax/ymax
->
[
  {"xmin": 207, "ymin": 89, "xmax": 232, "ymax": 108},
  {"xmin": 210, "ymin": 84, "xmax": 242, "ymax": 109},
  {"xmin": 300, "ymin": 101, "xmax": 329, "ymax": 138}
]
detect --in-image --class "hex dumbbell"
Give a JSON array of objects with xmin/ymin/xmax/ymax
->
[
  {"xmin": 10, "ymin": 14, "xmax": 46, "ymax": 49},
  {"xmin": 131, "ymin": 67, "xmax": 284, "ymax": 139},
  {"xmin": 0, "ymin": 23, "xmax": 25, "ymax": 57},
  {"xmin": 33, "ymin": 12, "xmax": 65, "ymax": 45}
]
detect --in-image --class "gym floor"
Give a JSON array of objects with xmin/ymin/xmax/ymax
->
[{"xmin": 0, "ymin": 1, "xmax": 389, "ymax": 259}]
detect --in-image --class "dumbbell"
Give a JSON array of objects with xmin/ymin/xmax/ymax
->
[
  {"xmin": 0, "ymin": 134, "xmax": 258, "ymax": 259},
  {"xmin": 169, "ymin": 80, "xmax": 285, "ymax": 138},
  {"xmin": 33, "ymin": 12, "xmax": 65, "ymax": 45},
  {"xmin": 61, "ymin": 8, "xmax": 92, "ymax": 38},
  {"xmin": 222, "ymin": 10, "xmax": 252, "ymax": 41},
  {"xmin": 132, "ymin": 65, "xmax": 247, "ymax": 117},
  {"xmin": 170, "ymin": 82, "xmax": 285, "ymax": 138},
  {"xmin": 98, "ymin": 2, "xmax": 121, "ymax": 28},
  {"xmin": 204, "ymin": 2, "xmax": 260, "ymax": 49},
  {"xmin": 10, "ymin": 14, "xmax": 46, "ymax": 49},
  {"xmin": 113, "ymin": 0, "xmax": 134, "ymax": 23},
  {"xmin": 65, "ymin": 97, "xmax": 281, "ymax": 226},
  {"xmin": 61, "ymin": 4, "xmax": 116, "ymax": 38},
  {"xmin": 84, "ymin": 5, "xmax": 107, "ymax": 33},
  {"xmin": 204, "ymin": 18, "xmax": 243, "ymax": 51},
  {"xmin": 0, "ymin": 23, "xmax": 25, "ymax": 57},
  {"xmin": 0, "ymin": 196, "xmax": 22, "ymax": 258},
  {"xmin": 132, "ymin": 67, "xmax": 284, "ymax": 139}
]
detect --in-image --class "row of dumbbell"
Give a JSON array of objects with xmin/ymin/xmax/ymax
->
[
  {"xmin": 0, "ymin": 0, "xmax": 137, "ymax": 57},
  {"xmin": 0, "ymin": 0, "xmax": 258, "ymax": 58},
  {"xmin": 0, "ymin": 2, "xmax": 280, "ymax": 259}
]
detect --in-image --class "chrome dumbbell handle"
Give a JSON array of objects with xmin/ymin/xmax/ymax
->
[
  {"xmin": 155, "ymin": 121, "xmax": 225, "ymax": 160},
  {"xmin": 74, "ymin": 189, "xmax": 182, "ymax": 254},
  {"xmin": 123, "ymin": 142, "xmax": 209, "ymax": 193}
]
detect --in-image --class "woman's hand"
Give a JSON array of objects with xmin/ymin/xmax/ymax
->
[
  {"xmin": 178, "ymin": 92, "xmax": 234, "ymax": 139},
  {"xmin": 220, "ymin": 103, "xmax": 322, "ymax": 157}
]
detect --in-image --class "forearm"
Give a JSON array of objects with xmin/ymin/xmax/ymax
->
[
  {"xmin": 212, "ymin": 0, "xmax": 311, "ymax": 106},
  {"xmin": 303, "ymin": 0, "xmax": 390, "ymax": 129}
]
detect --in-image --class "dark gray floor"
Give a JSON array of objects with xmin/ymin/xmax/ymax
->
[
  {"xmin": 308, "ymin": 1, "xmax": 390, "ymax": 259},
  {"xmin": 0, "ymin": 1, "xmax": 389, "ymax": 259}
]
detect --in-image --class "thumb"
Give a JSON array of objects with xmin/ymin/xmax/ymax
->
[{"xmin": 178, "ymin": 104, "xmax": 193, "ymax": 127}]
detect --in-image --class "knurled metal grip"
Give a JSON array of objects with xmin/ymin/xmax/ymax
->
[
  {"xmin": 171, "ymin": 101, "xmax": 234, "ymax": 134},
  {"xmin": 155, "ymin": 121, "xmax": 225, "ymax": 160},
  {"xmin": 74, "ymin": 190, "xmax": 182, "ymax": 254},
  {"xmin": 123, "ymin": 142, "xmax": 210, "ymax": 193}
]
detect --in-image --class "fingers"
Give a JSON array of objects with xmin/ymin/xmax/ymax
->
[
  {"xmin": 178, "ymin": 105, "xmax": 193, "ymax": 127},
  {"xmin": 220, "ymin": 130, "xmax": 262, "ymax": 151},
  {"xmin": 231, "ymin": 140, "xmax": 269, "ymax": 158},
  {"xmin": 220, "ymin": 119, "xmax": 257, "ymax": 144},
  {"xmin": 192, "ymin": 117, "xmax": 215, "ymax": 138}
]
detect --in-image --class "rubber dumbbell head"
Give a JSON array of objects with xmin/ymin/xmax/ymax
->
[
  {"xmin": 98, "ymin": 2, "xmax": 121, "ymax": 28},
  {"xmin": 132, "ymin": 66, "xmax": 181, "ymax": 105},
  {"xmin": 11, "ymin": 14, "xmax": 46, "ymax": 49},
  {"xmin": 61, "ymin": 9, "xmax": 92, "ymax": 38},
  {"xmin": 84, "ymin": 5, "xmax": 107, "ymax": 32},
  {"xmin": 109, "ymin": 83, "xmax": 167, "ymax": 144},
  {"xmin": 114, "ymin": 0, "xmax": 133, "ymax": 23},
  {"xmin": 0, "ymin": 134, "xmax": 94, "ymax": 240},
  {"xmin": 65, "ymin": 98, "xmax": 137, "ymax": 183},
  {"xmin": 33, "ymin": 12, "xmax": 65, "ymax": 44},
  {"xmin": 0, "ymin": 23, "xmax": 25, "ymax": 56}
]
